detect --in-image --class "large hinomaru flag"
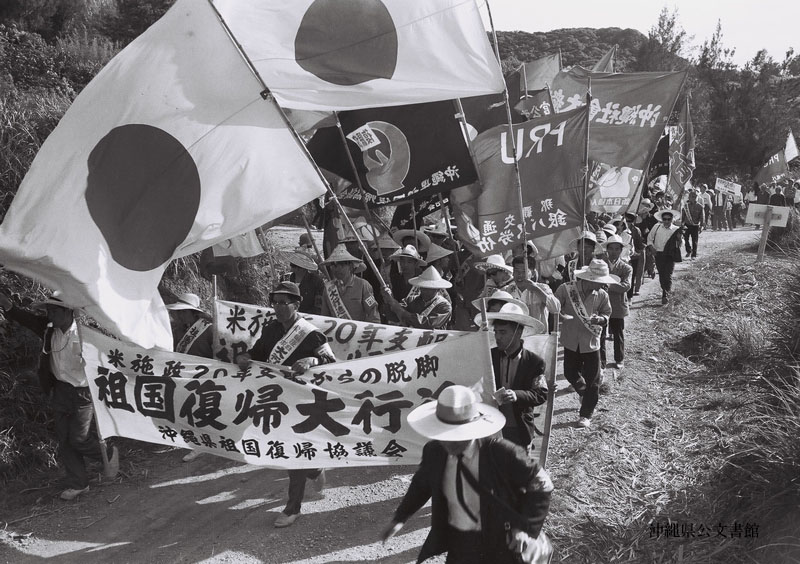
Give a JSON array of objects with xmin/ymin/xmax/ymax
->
[
  {"xmin": 212, "ymin": 0, "xmax": 505, "ymax": 110},
  {"xmin": 0, "ymin": 0, "xmax": 327, "ymax": 349}
]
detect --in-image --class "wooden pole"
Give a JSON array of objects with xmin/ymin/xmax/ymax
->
[
  {"xmin": 300, "ymin": 214, "xmax": 332, "ymax": 280},
  {"xmin": 756, "ymin": 206, "xmax": 773, "ymax": 262},
  {"xmin": 538, "ymin": 316, "xmax": 560, "ymax": 468}
]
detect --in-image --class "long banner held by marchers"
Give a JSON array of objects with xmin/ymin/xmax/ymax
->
[
  {"xmin": 82, "ymin": 326, "xmax": 495, "ymax": 469},
  {"xmin": 213, "ymin": 299, "xmax": 469, "ymax": 364},
  {"xmin": 551, "ymin": 66, "xmax": 686, "ymax": 214},
  {"xmin": 451, "ymin": 107, "xmax": 587, "ymax": 260}
]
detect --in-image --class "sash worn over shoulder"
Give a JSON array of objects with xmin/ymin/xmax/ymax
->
[
  {"xmin": 566, "ymin": 282, "xmax": 602, "ymax": 337},
  {"xmin": 176, "ymin": 319, "xmax": 211, "ymax": 354},
  {"xmin": 323, "ymin": 279, "xmax": 352, "ymax": 320},
  {"xmin": 268, "ymin": 317, "xmax": 330, "ymax": 365}
]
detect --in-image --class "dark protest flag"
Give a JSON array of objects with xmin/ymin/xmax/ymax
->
[
  {"xmin": 551, "ymin": 66, "xmax": 686, "ymax": 214},
  {"xmin": 592, "ymin": 45, "xmax": 616, "ymax": 73},
  {"xmin": 647, "ymin": 134, "xmax": 670, "ymax": 182},
  {"xmin": 523, "ymin": 53, "xmax": 561, "ymax": 91},
  {"xmin": 754, "ymin": 150, "xmax": 789, "ymax": 185},
  {"xmin": 458, "ymin": 66, "xmax": 524, "ymax": 136},
  {"xmin": 666, "ymin": 98, "xmax": 695, "ymax": 204},
  {"xmin": 515, "ymin": 88, "xmax": 554, "ymax": 119},
  {"xmin": 308, "ymin": 99, "xmax": 477, "ymax": 207},
  {"xmin": 391, "ymin": 194, "xmax": 449, "ymax": 231},
  {"xmin": 451, "ymin": 107, "xmax": 588, "ymax": 260}
]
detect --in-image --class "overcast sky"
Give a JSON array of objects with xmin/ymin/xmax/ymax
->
[{"xmin": 484, "ymin": 0, "xmax": 796, "ymax": 68}]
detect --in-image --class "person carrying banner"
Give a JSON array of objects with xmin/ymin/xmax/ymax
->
[
  {"xmin": 236, "ymin": 281, "xmax": 336, "ymax": 528},
  {"xmin": 486, "ymin": 304, "xmax": 548, "ymax": 456},
  {"xmin": 681, "ymin": 191, "xmax": 705, "ymax": 259},
  {"xmin": 509, "ymin": 255, "xmax": 560, "ymax": 333},
  {"xmin": 647, "ymin": 209, "xmax": 683, "ymax": 305},
  {"xmin": 284, "ymin": 249, "xmax": 325, "ymax": 315},
  {"xmin": 388, "ymin": 244, "xmax": 427, "ymax": 303},
  {"xmin": 0, "ymin": 291, "xmax": 119, "ymax": 500},
  {"xmin": 475, "ymin": 254, "xmax": 517, "ymax": 297},
  {"xmin": 392, "ymin": 228, "xmax": 431, "ymax": 254},
  {"xmin": 554, "ymin": 260, "xmax": 615, "ymax": 428},
  {"xmin": 166, "ymin": 293, "xmax": 214, "ymax": 359},
  {"xmin": 320, "ymin": 245, "xmax": 380, "ymax": 323},
  {"xmin": 382, "ymin": 385, "xmax": 553, "ymax": 564},
  {"xmin": 383, "ymin": 266, "xmax": 452, "ymax": 330},
  {"xmin": 624, "ymin": 212, "xmax": 645, "ymax": 299},
  {"xmin": 602, "ymin": 236, "xmax": 633, "ymax": 370}
]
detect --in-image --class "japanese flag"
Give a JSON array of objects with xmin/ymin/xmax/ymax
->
[
  {"xmin": 0, "ymin": 0, "xmax": 327, "ymax": 349},
  {"xmin": 212, "ymin": 0, "xmax": 505, "ymax": 111}
]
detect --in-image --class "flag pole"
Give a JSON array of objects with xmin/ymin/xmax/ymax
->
[
  {"xmin": 485, "ymin": 0, "xmax": 529, "ymax": 278},
  {"xmin": 205, "ymin": 0, "xmax": 390, "ymax": 293},
  {"xmin": 582, "ymin": 77, "xmax": 592, "ymax": 223},
  {"xmin": 211, "ymin": 273, "xmax": 219, "ymax": 354},
  {"xmin": 300, "ymin": 214, "xmax": 332, "ymax": 280}
]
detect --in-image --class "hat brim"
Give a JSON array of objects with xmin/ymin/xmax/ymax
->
[
  {"xmin": 486, "ymin": 312, "xmax": 546, "ymax": 333},
  {"xmin": 575, "ymin": 271, "xmax": 620, "ymax": 285},
  {"xmin": 269, "ymin": 289, "xmax": 301, "ymax": 300},
  {"xmin": 389, "ymin": 253, "xmax": 426, "ymax": 266},
  {"xmin": 32, "ymin": 298, "xmax": 70, "ymax": 310},
  {"xmin": 471, "ymin": 295, "xmax": 528, "ymax": 312},
  {"xmin": 166, "ymin": 302, "xmax": 203, "ymax": 312},
  {"xmin": 406, "ymin": 400, "xmax": 505, "ymax": 441},
  {"xmin": 410, "ymin": 279, "xmax": 452, "ymax": 289},
  {"xmin": 603, "ymin": 240, "xmax": 629, "ymax": 250},
  {"xmin": 474, "ymin": 262, "xmax": 513, "ymax": 274},
  {"xmin": 392, "ymin": 230, "xmax": 431, "ymax": 252},
  {"xmin": 654, "ymin": 210, "xmax": 680, "ymax": 221},
  {"xmin": 282, "ymin": 251, "xmax": 318, "ymax": 271}
]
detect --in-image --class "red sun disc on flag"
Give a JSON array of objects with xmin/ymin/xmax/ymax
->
[
  {"xmin": 86, "ymin": 124, "xmax": 201, "ymax": 272},
  {"xmin": 295, "ymin": 0, "xmax": 398, "ymax": 86}
]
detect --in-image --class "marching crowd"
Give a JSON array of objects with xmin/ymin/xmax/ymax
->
[{"xmin": 1, "ymin": 177, "xmax": 797, "ymax": 562}]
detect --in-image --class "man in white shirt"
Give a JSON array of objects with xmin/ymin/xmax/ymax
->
[{"xmin": 646, "ymin": 209, "xmax": 682, "ymax": 305}]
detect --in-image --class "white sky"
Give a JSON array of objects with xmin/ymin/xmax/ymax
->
[{"xmin": 484, "ymin": 0, "xmax": 797, "ymax": 68}]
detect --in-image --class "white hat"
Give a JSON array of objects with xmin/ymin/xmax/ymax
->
[
  {"xmin": 282, "ymin": 249, "xmax": 318, "ymax": 271},
  {"xmin": 392, "ymin": 229, "xmax": 431, "ymax": 253},
  {"xmin": 406, "ymin": 385, "xmax": 505, "ymax": 441},
  {"xmin": 166, "ymin": 293, "xmax": 203, "ymax": 312},
  {"xmin": 471, "ymin": 290, "xmax": 528, "ymax": 314},
  {"xmin": 474, "ymin": 254, "xmax": 513, "ymax": 274},
  {"xmin": 425, "ymin": 243, "xmax": 454, "ymax": 264},
  {"xmin": 389, "ymin": 245, "xmax": 426, "ymax": 266},
  {"xmin": 603, "ymin": 234, "xmax": 628, "ymax": 249},
  {"xmin": 485, "ymin": 303, "xmax": 546, "ymax": 333},
  {"xmin": 322, "ymin": 244, "xmax": 365, "ymax": 267},
  {"xmin": 654, "ymin": 209, "xmax": 679, "ymax": 222},
  {"xmin": 601, "ymin": 223, "xmax": 617, "ymax": 237},
  {"xmin": 409, "ymin": 266, "xmax": 452, "ymax": 289},
  {"xmin": 575, "ymin": 259, "xmax": 620, "ymax": 285},
  {"xmin": 569, "ymin": 230, "xmax": 598, "ymax": 252}
]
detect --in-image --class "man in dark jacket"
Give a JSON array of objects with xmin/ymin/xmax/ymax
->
[
  {"xmin": 0, "ymin": 291, "xmax": 119, "ymax": 500},
  {"xmin": 487, "ymin": 304, "xmax": 547, "ymax": 457},
  {"xmin": 383, "ymin": 385, "xmax": 553, "ymax": 564}
]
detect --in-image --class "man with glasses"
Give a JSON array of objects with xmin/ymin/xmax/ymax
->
[
  {"xmin": 0, "ymin": 290, "xmax": 119, "ymax": 500},
  {"xmin": 236, "ymin": 281, "xmax": 336, "ymax": 529}
]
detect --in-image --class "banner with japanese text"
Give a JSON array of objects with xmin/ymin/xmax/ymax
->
[
  {"xmin": 515, "ymin": 88, "xmax": 554, "ymax": 119},
  {"xmin": 714, "ymin": 178, "xmax": 742, "ymax": 196},
  {"xmin": 391, "ymin": 195, "xmax": 449, "ymax": 231},
  {"xmin": 551, "ymin": 67, "xmax": 686, "ymax": 213},
  {"xmin": 666, "ymin": 98, "xmax": 695, "ymax": 205},
  {"xmin": 451, "ymin": 107, "xmax": 587, "ymax": 259},
  {"xmin": 83, "ymin": 326, "xmax": 494, "ymax": 469},
  {"xmin": 308, "ymin": 100, "xmax": 477, "ymax": 206},
  {"xmin": 213, "ymin": 299, "xmax": 469, "ymax": 364}
]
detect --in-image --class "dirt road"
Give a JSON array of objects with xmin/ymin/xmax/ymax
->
[{"xmin": 0, "ymin": 226, "xmax": 762, "ymax": 564}]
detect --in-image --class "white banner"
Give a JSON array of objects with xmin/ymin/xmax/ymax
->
[
  {"xmin": 714, "ymin": 177, "xmax": 742, "ymax": 196},
  {"xmin": 213, "ymin": 299, "xmax": 469, "ymax": 363},
  {"xmin": 82, "ymin": 326, "xmax": 494, "ymax": 469}
]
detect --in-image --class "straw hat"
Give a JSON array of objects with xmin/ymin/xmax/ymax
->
[
  {"xmin": 471, "ymin": 290, "xmax": 528, "ymax": 314},
  {"xmin": 569, "ymin": 230, "xmax": 597, "ymax": 252},
  {"xmin": 603, "ymin": 234, "xmax": 628, "ymax": 249},
  {"xmin": 322, "ymin": 244, "xmax": 365, "ymax": 267},
  {"xmin": 654, "ymin": 209, "xmax": 679, "ymax": 222},
  {"xmin": 485, "ymin": 303, "xmax": 546, "ymax": 333},
  {"xmin": 166, "ymin": 293, "xmax": 203, "ymax": 312},
  {"xmin": 409, "ymin": 266, "xmax": 452, "ymax": 289},
  {"xmin": 474, "ymin": 254, "xmax": 513, "ymax": 274},
  {"xmin": 611, "ymin": 215, "xmax": 625, "ymax": 223},
  {"xmin": 388, "ymin": 245, "xmax": 426, "ymax": 266},
  {"xmin": 575, "ymin": 259, "xmax": 620, "ymax": 285},
  {"xmin": 375, "ymin": 232, "xmax": 401, "ymax": 250},
  {"xmin": 392, "ymin": 229, "xmax": 431, "ymax": 253},
  {"xmin": 601, "ymin": 224, "xmax": 617, "ymax": 238},
  {"xmin": 406, "ymin": 385, "xmax": 505, "ymax": 441},
  {"xmin": 525, "ymin": 240, "xmax": 539, "ymax": 257},
  {"xmin": 425, "ymin": 243, "xmax": 454, "ymax": 264},
  {"xmin": 282, "ymin": 249, "xmax": 318, "ymax": 271}
]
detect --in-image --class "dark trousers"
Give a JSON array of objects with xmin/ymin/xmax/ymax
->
[
  {"xmin": 563, "ymin": 347, "xmax": 600, "ymax": 419},
  {"xmin": 712, "ymin": 206, "xmax": 727, "ymax": 230},
  {"xmin": 284, "ymin": 468, "xmax": 322, "ymax": 515},
  {"xmin": 599, "ymin": 326, "xmax": 607, "ymax": 367},
  {"xmin": 655, "ymin": 252, "xmax": 675, "ymax": 293},
  {"xmin": 628, "ymin": 255, "xmax": 643, "ymax": 298},
  {"xmin": 446, "ymin": 527, "xmax": 485, "ymax": 564},
  {"xmin": 52, "ymin": 382, "xmax": 104, "ymax": 489},
  {"xmin": 645, "ymin": 247, "xmax": 656, "ymax": 277},
  {"xmin": 608, "ymin": 318, "xmax": 625, "ymax": 363},
  {"xmin": 731, "ymin": 204, "xmax": 742, "ymax": 227},
  {"xmin": 683, "ymin": 225, "xmax": 700, "ymax": 256},
  {"xmin": 502, "ymin": 426, "xmax": 533, "ymax": 457}
]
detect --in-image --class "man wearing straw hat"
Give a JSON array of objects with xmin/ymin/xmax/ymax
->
[
  {"xmin": 475, "ymin": 254, "xmax": 517, "ymax": 298},
  {"xmin": 646, "ymin": 209, "xmax": 682, "ymax": 305},
  {"xmin": 284, "ymin": 248, "xmax": 324, "ymax": 315},
  {"xmin": 236, "ymin": 281, "xmax": 335, "ymax": 528},
  {"xmin": 382, "ymin": 385, "xmax": 553, "ymax": 563},
  {"xmin": 554, "ymin": 259, "xmax": 615, "ymax": 428},
  {"xmin": 486, "ymin": 304, "xmax": 548, "ymax": 456},
  {"xmin": 166, "ymin": 293, "xmax": 214, "ymax": 359},
  {"xmin": 384, "ymin": 265, "xmax": 452, "ymax": 330},
  {"xmin": 392, "ymin": 227, "xmax": 431, "ymax": 254},
  {"xmin": 603, "ymin": 235, "xmax": 633, "ymax": 370},
  {"xmin": 0, "ymin": 291, "xmax": 119, "ymax": 500},
  {"xmin": 387, "ymin": 244, "xmax": 427, "ymax": 303},
  {"xmin": 320, "ymin": 244, "xmax": 380, "ymax": 322}
]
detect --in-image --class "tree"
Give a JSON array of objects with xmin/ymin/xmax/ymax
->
[{"xmin": 630, "ymin": 7, "xmax": 690, "ymax": 71}]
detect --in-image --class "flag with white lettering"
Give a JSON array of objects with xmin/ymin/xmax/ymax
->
[
  {"xmin": 213, "ymin": 0, "xmax": 504, "ymax": 111},
  {"xmin": 82, "ymin": 325, "xmax": 495, "ymax": 468},
  {"xmin": 451, "ymin": 107, "xmax": 587, "ymax": 259},
  {"xmin": 666, "ymin": 98, "xmax": 695, "ymax": 205},
  {"xmin": 515, "ymin": 88, "xmax": 554, "ymax": 119},
  {"xmin": 0, "ymin": 0, "xmax": 326, "ymax": 349},
  {"xmin": 754, "ymin": 150, "xmax": 789, "ymax": 185},
  {"xmin": 309, "ymin": 100, "xmax": 478, "ymax": 206}
]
